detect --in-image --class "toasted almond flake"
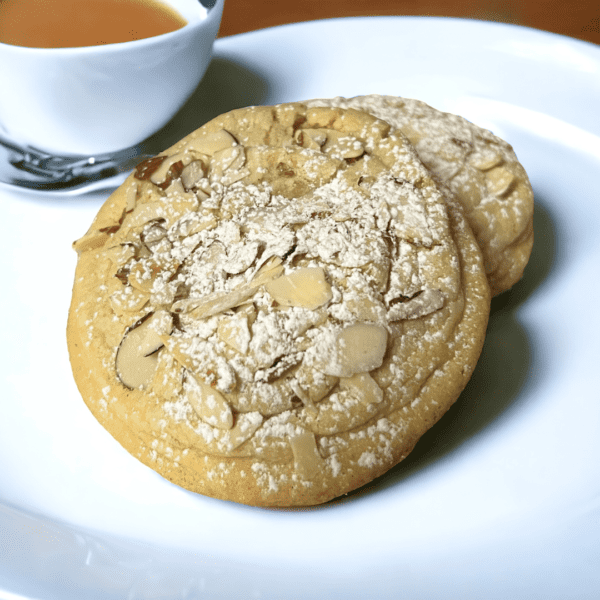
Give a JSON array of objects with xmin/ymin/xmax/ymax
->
[
  {"xmin": 174, "ymin": 286, "xmax": 256, "ymax": 318},
  {"xmin": 115, "ymin": 312, "xmax": 172, "ymax": 389},
  {"xmin": 117, "ymin": 350, "xmax": 159, "ymax": 390},
  {"xmin": 303, "ymin": 386, "xmax": 383, "ymax": 436},
  {"xmin": 217, "ymin": 314, "xmax": 251, "ymax": 354},
  {"xmin": 151, "ymin": 354, "xmax": 184, "ymax": 401},
  {"xmin": 289, "ymin": 431, "xmax": 324, "ymax": 479},
  {"xmin": 344, "ymin": 294, "xmax": 386, "ymax": 322},
  {"xmin": 211, "ymin": 145, "xmax": 244, "ymax": 172},
  {"xmin": 186, "ymin": 374, "xmax": 234, "ymax": 430},
  {"xmin": 219, "ymin": 412, "xmax": 264, "ymax": 452},
  {"xmin": 292, "ymin": 366, "xmax": 338, "ymax": 405},
  {"xmin": 338, "ymin": 372, "xmax": 384, "ymax": 405},
  {"xmin": 160, "ymin": 335, "xmax": 196, "ymax": 371},
  {"xmin": 122, "ymin": 201, "xmax": 166, "ymax": 231},
  {"xmin": 150, "ymin": 151, "xmax": 187, "ymax": 186},
  {"xmin": 470, "ymin": 152, "xmax": 503, "ymax": 171},
  {"xmin": 486, "ymin": 166, "xmax": 515, "ymax": 197},
  {"xmin": 124, "ymin": 182, "xmax": 138, "ymax": 212},
  {"xmin": 128, "ymin": 260, "xmax": 162, "ymax": 292},
  {"xmin": 221, "ymin": 166, "xmax": 250, "ymax": 186},
  {"xmin": 265, "ymin": 267, "xmax": 332, "ymax": 310},
  {"xmin": 72, "ymin": 230, "xmax": 109, "ymax": 254},
  {"xmin": 322, "ymin": 323, "xmax": 388, "ymax": 378},
  {"xmin": 105, "ymin": 243, "xmax": 136, "ymax": 267},
  {"xmin": 294, "ymin": 129, "xmax": 327, "ymax": 150},
  {"xmin": 250, "ymin": 255, "xmax": 284, "ymax": 286},
  {"xmin": 109, "ymin": 287, "xmax": 149, "ymax": 315},
  {"xmin": 223, "ymin": 241, "xmax": 260, "ymax": 275},
  {"xmin": 188, "ymin": 129, "xmax": 237, "ymax": 155},
  {"xmin": 321, "ymin": 130, "xmax": 364, "ymax": 159},
  {"xmin": 180, "ymin": 160, "xmax": 207, "ymax": 190}
]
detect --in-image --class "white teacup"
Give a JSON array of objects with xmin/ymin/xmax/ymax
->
[{"xmin": 0, "ymin": 0, "xmax": 224, "ymax": 158}]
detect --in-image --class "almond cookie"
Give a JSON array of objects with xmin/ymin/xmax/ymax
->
[
  {"xmin": 67, "ymin": 102, "xmax": 490, "ymax": 507},
  {"xmin": 307, "ymin": 95, "xmax": 534, "ymax": 295}
]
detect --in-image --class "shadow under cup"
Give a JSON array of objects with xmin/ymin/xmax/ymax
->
[{"xmin": 0, "ymin": 0, "xmax": 224, "ymax": 191}]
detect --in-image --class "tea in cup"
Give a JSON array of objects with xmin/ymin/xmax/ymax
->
[
  {"xmin": 0, "ymin": 0, "xmax": 189, "ymax": 49},
  {"xmin": 0, "ymin": 0, "xmax": 224, "ymax": 187}
]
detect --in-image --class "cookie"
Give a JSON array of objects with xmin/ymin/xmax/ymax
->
[
  {"xmin": 307, "ymin": 95, "xmax": 534, "ymax": 296},
  {"xmin": 67, "ymin": 102, "xmax": 490, "ymax": 506}
]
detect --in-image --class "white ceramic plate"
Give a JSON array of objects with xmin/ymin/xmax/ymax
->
[{"xmin": 1, "ymin": 17, "xmax": 599, "ymax": 599}]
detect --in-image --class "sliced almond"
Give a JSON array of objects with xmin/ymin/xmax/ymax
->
[
  {"xmin": 289, "ymin": 378, "xmax": 318, "ymax": 417},
  {"xmin": 104, "ymin": 243, "xmax": 136, "ymax": 267},
  {"xmin": 173, "ymin": 285, "xmax": 256, "ymax": 318},
  {"xmin": 321, "ymin": 323, "xmax": 388, "ymax": 378},
  {"xmin": 486, "ymin": 166, "xmax": 515, "ymax": 197},
  {"xmin": 303, "ymin": 386, "xmax": 383, "ymax": 436},
  {"xmin": 72, "ymin": 230, "xmax": 109, "ymax": 254},
  {"xmin": 117, "ymin": 347, "xmax": 159, "ymax": 390},
  {"xmin": 200, "ymin": 240, "xmax": 227, "ymax": 266},
  {"xmin": 137, "ymin": 310, "xmax": 173, "ymax": 356},
  {"xmin": 293, "ymin": 354, "xmax": 339, "ymax": 404},
  {"xmin": 265, "ymin": 267, "xmax": 332, "ymax": 310},
  {"xmin": 109, "ymin": 286, "xmax": 149, "ymax": 316},
  {"xmin": 170, "ymin": 212, "xmax": 217, "ymax": 239},
  {"xmin": 151, "ymin": 353, "xmax": 184, "ymax": 401},
  {"xmin": 122, "ymin": 201, "xmax": 166, "ymax": 232},
  {"xmin": 338, "ymin": 372, "xmax": 384, "ymax": 405},
  {"xmin": 255, "ymin": 351, "xmax": 303, "ymax": 383},
  {"xmin": 470, "ymin": 152, "xmax": 503, "ymax": 171},
  {"xmin": 127, "ymin": 259, "xmax": 162, "ymax": 293},
  {"xmin": 236, "ymin": 301, "xmax": 258, "ymax": 326},
  {"xmin": 165, "ymin": 338, "xmax": 236, "ymax": 394},
  {"xmin": 217, "ymin": 314, "xmax": 251, "ymax": 354},
  {"xmin": 211, "ymin": 145, "xmax": 244, "ymax": 172},
  {"xmin": 148, "ymin": 308, "xmax": 174, "ymax": 335},
  {"xmin": 140, "ymin": 221, "xmax": 167, "ymax": 250},
  {"xmin": 223, "ymin": 241, "xmax": 260, "ymax": 275},
  {"xmin": 249, "ymin": 255, "xmax": 284, "ymax": 286},
  {"xmin": 187, "ymin": 129, "xmax": 237, "ymax": 156},
  {"xmin": 362, "ymin": 256, "xmax": 391, "ymax": 294},
  {"xmin": 124, "ymin": 182, "xmax": 138, "ymax": 212},
  {"xmin": 322, "ymin": 130, "xmax": 364, "ymax": 159},
  {"xmin": 210, "ymin": 145, "xmax": 249, "ymax": 186},
  {"xmin": 195, "ymin": 188, "xmax": 210, "ymax": 202},
  {"xmin": 217, "ymin": 412, "xmax": 263, "ymax": 452},
  {"xmin": 289, "ymin": 431, "xmax": 324, "ymax": 480},
  {"xmin": 294, "ymin": 128, "xmax": 327, "ymax": 150},
  {"xmin": 149, "ymin": 151, "xmax": 186, "ymax": 186},
  {"xmin": 180, "ymin": 160, "xmax": 208, "ymax": 190},
  {"xmin": 172, "ymin": 253, "xmax": 285, "ymax": 317},
  {"xmin": 186, "ymin": 374, "xmax": 233, "ymax": 430},
  {"xmin": 222, "ymin": 166, "xmax": 250, "ymax": 186},
  {"xmin": 160, "ymin": 335, "xmax": 196, "ymax": 371},
  {"xmin": 163, "ymin": 185, "xmax": 200, "ymax": 226},
  {"xmin": 115, "ymin": 311, "xmax": 173, "ymax": 389},
  {"xmin": 344, "ymin": 294, "xmax": 386, "ymax": 322}
]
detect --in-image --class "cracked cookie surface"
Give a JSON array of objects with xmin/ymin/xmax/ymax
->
[
  {"xmin": 67, "ymin": 102, "xmax": 490, "ymax": 506},
  {"xmin": 307, "ymin": 95, "xmax": 534, "ymax": 295}
]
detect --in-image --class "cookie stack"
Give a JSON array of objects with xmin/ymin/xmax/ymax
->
[{"xmin": 67, "ymin": 97, "xmax": 533, "ymax": 506}]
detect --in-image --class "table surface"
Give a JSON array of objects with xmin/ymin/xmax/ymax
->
[{"xmin": 218, "ymin": 0, "xmax": 600, "ymax": 46}]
